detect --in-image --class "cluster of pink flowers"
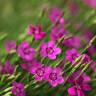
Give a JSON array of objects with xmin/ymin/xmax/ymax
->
[
  {"xmin": 21, "ymin": 59, "xmax": 64, "ymax": 87},
  {"xmin": 1, "ymin": 6, "xmax": 96, "ymax": 96},
  {"xmin": 0, "ymin": 61, "xmax": 14, "ymax": 74},
  {"xmin": 68, "ymin": 71, "xmax": 92, "ymax": 96}
]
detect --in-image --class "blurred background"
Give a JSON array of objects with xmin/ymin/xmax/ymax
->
[
  {"xmin": 0, "ymin": 0, "xmax": 96, "ymax": 39},
  {"xmin": 0, "ymin": 0, "xmax": 64, "ymax": 39}
]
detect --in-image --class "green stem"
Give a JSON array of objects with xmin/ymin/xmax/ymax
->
[
  {"xmin": 76, "ymin": 61, "xmax": 93, "ymax": 80},
  {"xmin": 0, "ymin": 87, "xmax": 12, "ymax": 95}
]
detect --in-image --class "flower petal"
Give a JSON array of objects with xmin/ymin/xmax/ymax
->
[
  {"xmin": 50, "ymin": 81, "xmax": 58, "ymax": 87},
  {"xmin": 54, "ymin": 48, "xmax": 61, "ymax": 55},
  {"xmin": 68, "ymin": 86, "xmax": 77, "ymax": 95},
  {"xmin": 58, "ymin": 76, "xmax": 64, "ymax": 84},
  {"xmin": 48, "ymin": 54, "xmax": 56, "ymax": 60},
  {"xmin": 77, "ymin": 89, "xmax": 85, "ymax": 96},
  {"xmin": 82, "ymin": 83, "xmax": 92, "ymax": 91},
  {"xmin": 48, "ymin": 41, "xmax": 55, "ymax": 47},
  {"xmin": 35, "ymin": 75, "xmax": 43, "ymax": 81}
]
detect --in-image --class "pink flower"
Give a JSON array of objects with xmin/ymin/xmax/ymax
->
[
  {"xmin": 2, "ymin": 61, "xmax": 14, "ymax": 74},
  {"xmin": 68, "ymin": 2, "xmax": 78, "ymax": 15},
  {"xmin": 68, "ymin": 71, "xmax": 92, "ymax": 96},
  {"xmin": 91, "ymin": 61, "xmax": 96, "ymax": 72},
  {"xmin": 68, "ymin": 85, "xmax": 91, "ymax": 96},
  {"xmin": 82, "ymin": 0, "xmax": 96, "ymax": 9},
  {"xmin": 44, "ymin": 67, "xmax": 64, "ymax": 87},
  {"xmin": 49, "ymin": 7, "xmax": 64, "ymax": 25},
  {"xmin": 12, "ymin": 81, "xmax": 26, "ymax": 96},
  {"xmin": 40, "ymin": 41, "xmax": 61, "ymax": 60},
  {"xmin": 83, "ymin": 29, "xmax": 93, "ymax": 43},
  {"xmin": 88, "ymin": 45, "xmax": 96, "ymax": 56},
  {"xmin": 50, "ymin": 25, "xmax": 67, "ymax": 41},
  {"xmin": 63, "ymin": 36, "xmax": 81, "ymax": 49},
  {"xmin": 66, "ymin": 48, "xmax": 80, "ymax": 64},
  {"xmin": 21, "ymin": 59, "xmax": 37, "ymax": 72},
  {"xmin": 17, "ymin": 41, "xmax": 36, "ymax": 61},
  {"xmin": 81, "ymin": 54, "xmax": 91, "ymax": 64},
  {"xmin": 27, "ymin": 24, "xmax": 46, "ymax": 40},
  {"xmin": 29, "ymin": 62, "xmax": 46, "ymax": 81},
  {"xmin": 5, "ymin": 40, "xmax": 16, "ymax": 53}
]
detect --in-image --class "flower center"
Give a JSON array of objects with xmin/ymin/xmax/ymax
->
[
  {"xmin": 49, "ymin": 73, "xmax": 57, "ymax": 81},
  {"xmin": 83, "ymin": 57, "xmax": 89, "ymax": 63},
  {"xmin": 74, "ymin": 80, "xmax": 81, "ymax": 90},
  {"xmin": 33, "ymin": 29, "xmax": 40, "ymax": 34},
  {"xmin": 57, "ymin": 31, "xmax": 63, "ymax": 38},
  {"xmin": 24, "ymin": 48, "xmax": 30, "ymax": 54},
  {"xmin": 46, "ymin": 47, "xmax": 54, "ymax": 54},
  {"xmin": 36, "ymin": 68, "xmax": 44, "ymax": 77},
  {"xmin": 71, "ymin": 54, "xmax": 77, "ymax": 60},
  {"xmin": 58, "ymin": 33, "xmax": 63, "ymax": 38},
  {"xmin": 16, "ymin": 88, "xmax": 21, "ymax": 94}
]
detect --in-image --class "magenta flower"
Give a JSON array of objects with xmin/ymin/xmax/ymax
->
[
  {"xmin": 49, "ymin": 7, "xmax": 64, "ymax": 25},
  {"xmin": 17, "ymin": 41, "xmax": 36, "ymax": 61},
  {"xmin": 63, "ymin": 36, "xmax": 81, "ymax": 49},
  {"xmin": 91, "ymin": 61, "xmax": 96, "ymax": 72},
  {"xmin": 2, "ymin": 61, "xmax": 14, "ymax": 74},
  {"xmin": 29, "ymin": 62, "xmax": 46, "ymax": 81},
  {"xmin": 68, "ymin": 2, "xmax": 78, "ymax": 15},
  {"xmin": 66, "ymin": 48, "xmax": 80, "ymax": 64},
  {"xmin": 27, "ymin": 24, "xmax": 46, "ymax": 40},
  {"xmin": 50, "ymin": 25, "xmax": 67, "ymax": 41},
  {"xmin": 82, "ymin": 73, "xmax": 91, "ymax": 82},
  {"xmin": 12, "ymin": 81, "xmax": 26, "ymax": 96},
  {"xmin": 88, "ymin": 45, "xmax": 96, "ymax": 56},
  {"xmin": 81, "ymin": 54, "xmax": 91, "ymax": 64},
  {"xmin": 68, "ymin": 84, "xmax": 91, "ymax": 96},
  {"xmin": 68, "ymin": 71, "xmax": 92, "ymax": 96},
  {"xmin": 82, "ymin": 0, "xmax": 96, "ymax": 9},
  {"xmin": 83, "ymin": 30, "xmax": 93, "ymax": 43},
  {"xmin": 44, "ymin": 67, "xmax": 64, "ymax": 87},
  {"xmin": 40, "ymin": 41, "xmax": 61, "ymax": 60},
  {"xmin": 21, "ymin": 61, "xmax": 34, "ymax": 72},
  {"xmin": 5, "ymin": 40, "xmax": 16, "ymax": 53}
]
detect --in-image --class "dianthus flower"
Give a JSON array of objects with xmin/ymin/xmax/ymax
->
[
  {"xmin": 21, "ymin": 59, "xmax": 37, "ymax": 72},
  {"xmin": 2, "ymin": 60, "xmax": 14, "ymax": 74},
  {"xmin": 40, "ymin": 41, "xmax": 61, "ymax": 60},
  {"xmin": 17, "ymin": 41, "xmax": 36, "ymax": 61},
  {"xmin": 5, "ymin": 40, "xmax": 16, "ymax": 53},
  {"xmin": 63, "ymin": 36, "xmax": 81, "ymax": 49},
  {"xmin": 12, "ymin": 81, "xmax": 26, "ymax": 96},
  {"xmin": 50, "ymin": 25, "xmax": 67, "ymax": 41},
  {"xmin": 66, "ymin": 48, "xmax": 80, "ymax": 64},
  {"xmin": 29, "ymin": 62, "xmax": 46, "ymax": 81},
  {"xmin": 27, "ymin": 24, "xmax": 46, "ymax": 40},
  {"xmin": 68, "ymin": 71, "xmax": 92, "ymax": 96},
  {"xmin": 49, "ymin": 7, "xmax": 64, "ymax": 25},
  {"xmin": 81, "ymin": 54, "xmax": 91, "ymax": 64},
  {"xmin": 44, "ymin": 67, "xmax": 64, "ymax": 87}
]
